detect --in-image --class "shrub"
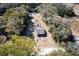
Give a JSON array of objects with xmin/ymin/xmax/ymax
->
[
  {"xmin": 46, "ymin": 16, "xmax": 72, "ymax": 43},
  {"xmin": 37, "ymin": 4, "xmax": 73, "ymax": 43},
  {"xmin": 0, "ymin": 35, "xmax": 36, "ymax": 56},
  {"xmin": 56, "ymin": 4, "xmax": 74, "ymax": 17},
  {"xmin": 3, "ymin": 5, "xmax": 28, "ymax": 35},
  {"xmin": 37, "ymin": 3, "xmax": 74, "ymax": 17}
]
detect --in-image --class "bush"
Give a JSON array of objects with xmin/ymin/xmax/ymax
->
[
  {"xmin": 37, "ymin": 3, "xmax": 74, "ymax": 17},
  {"xmin": 3, "ymin": 5, "xmax": 28, "ymax": 35},
  {"xmin": 60, "ymin": 42, "xmax": 79, "ymax": 56},
  {"xmin": 56, "ymin": 4, "xmax": 74, "ymax": 17},
  {"xmin": 48, "ymin": 42, "xmax": 79, "ymax": 56},
  {"xmin": 49, "ymin": 16, "xmax": 72, "ymax": 43},
  {"xmin": 37, "ymin": 4, "xmax": 73, "ymax": 43},
  {"xmin": 0, "ymin": 35, "xmax": 36, "ymax": 56},
  {"xmin": 36, "ymin": 4, "xmax": 58, "ymax": 17}
]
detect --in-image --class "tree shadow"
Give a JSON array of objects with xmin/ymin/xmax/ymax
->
[{"xmin": 21, "ymin": 16, "xmax": 34, "ymax": 38}]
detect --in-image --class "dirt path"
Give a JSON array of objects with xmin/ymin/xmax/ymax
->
[
  {"xmin": 74, "ymin": 4, "xmax": 79, "ymax": 16},
  {"xmin": 68, "ymin": 17, "xmax": 79, "ymax": 37},
  {"xmin": 33, "ymin": 14, "xmax": 57, "ymax": 49},
  {"xmin": 68, "ymin": 4, "xmax": 79, "ymax": 38}
]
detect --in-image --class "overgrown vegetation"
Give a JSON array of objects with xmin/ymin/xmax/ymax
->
[
  {"xmin": 1, "ymin": 5, "xmax": 28, "ymax": 35},
  {"xmin": 0, "ymin": 3, "xmax": 78, "ymax": 56},
  {"xmin": 36, "ymin": 3, "xmax": 78, "ymax": 56},
  {"xmin": 36, "ymin": 3, "xmax": 73, "ymax": 43},
  {"xmin": 0, "ymin": 4, "xmax": 37, "ymax": 56},
  {"xmin": 48, "ymin": 42, "xmax": 79, "ymax": 56},
  {"xmin": 0, "ymin": 35, "xmax": 35, "ymax": 56}
]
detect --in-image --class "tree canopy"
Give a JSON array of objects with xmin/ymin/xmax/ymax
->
[
  {"xmin": 0, "ymin": 35, "xmax": 35, "ymax": 56},
  {"xmin": 36, "ymin": 4, "xmax": 73, "ymax": 43}
]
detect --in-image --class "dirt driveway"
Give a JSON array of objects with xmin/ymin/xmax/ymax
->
[{"xmin": 32, "ymin": 14, "xmax": 57, "ymax": 49}]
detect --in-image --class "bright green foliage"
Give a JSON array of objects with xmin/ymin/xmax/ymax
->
[{"xmin": 0, "ymin": 35, "xmax": 35, "ymax": 56}]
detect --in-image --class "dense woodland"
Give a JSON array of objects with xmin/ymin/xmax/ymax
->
[{"xmin": 0, "ymin": 3, "xmax": 78, "ymax": 56}]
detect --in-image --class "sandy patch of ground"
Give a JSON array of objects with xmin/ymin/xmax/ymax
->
[{"xmin": 33, "ymin": 14, "xmax": 57, "ymax": 49}]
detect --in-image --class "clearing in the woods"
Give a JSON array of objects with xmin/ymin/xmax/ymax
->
[{"xmin": 32, "ymin": 14, "xmax": 57, "ymax": 49}]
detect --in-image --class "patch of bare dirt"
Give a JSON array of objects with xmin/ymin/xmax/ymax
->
[
  {"xmin": 69, "ymin": 4, "xmax": 79, "ymax": 38},
  {"xmin": 33, "ymin": 14, "xmax": 57, "ymax": 49}
]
